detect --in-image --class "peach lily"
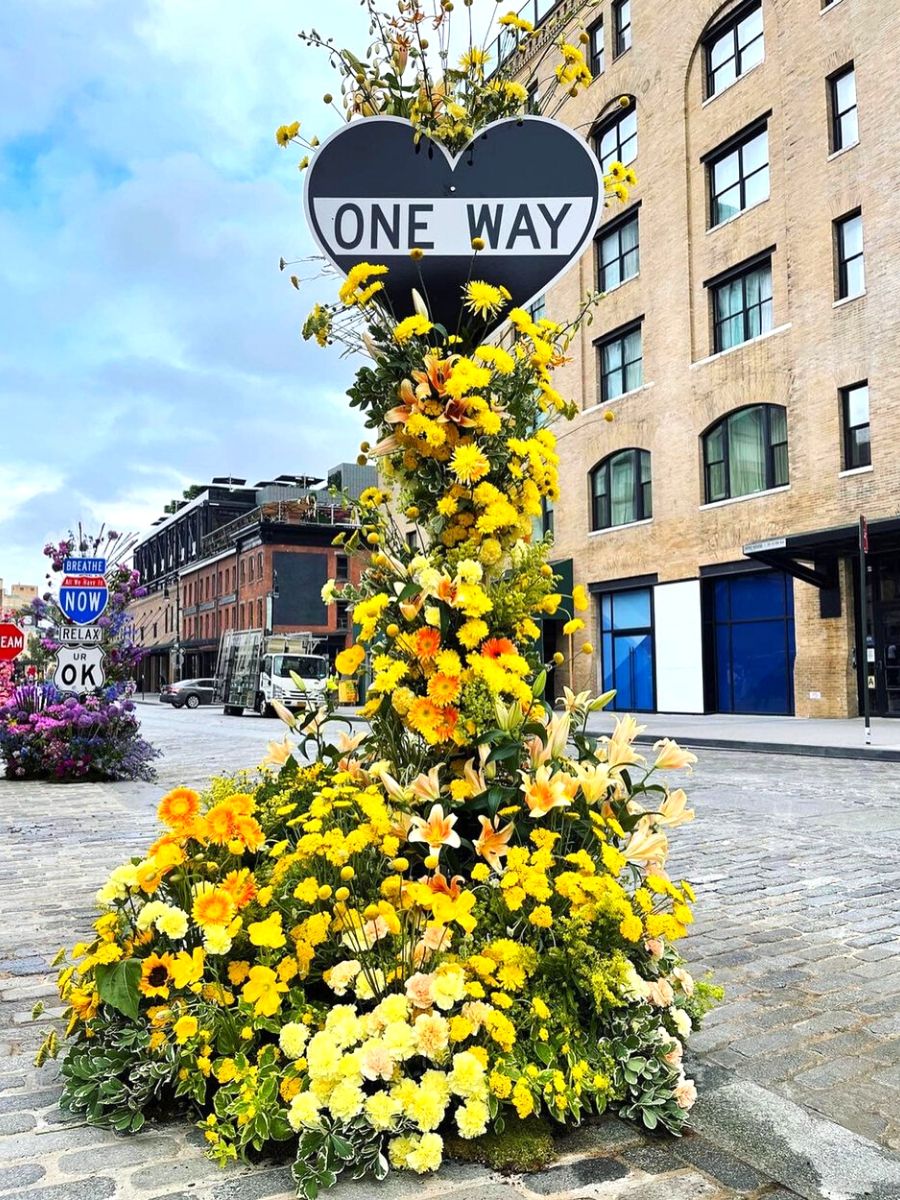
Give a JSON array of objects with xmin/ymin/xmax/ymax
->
[
  {"xmin": 474, "ymin": 816, "xmax": 515, "ymax": 872},
  {"xmin": 408, "ymin": 804, "xmax": 461, "ymax": 856},
  {"xmin": 521, "ymin": 764, "xmax": 574, "ymax": 819}
]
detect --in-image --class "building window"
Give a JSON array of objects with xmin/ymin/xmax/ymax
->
[
  {"xmin": 526, "ymin": 78, "xmax": 540, "ymax": 111},
  {"xmin": 835, "ymin": 210, "xmax": 865, "ymax": 299},
  {"xmin": 708, "ymin": 124, "xmax": 769, "ymax": 226},
  {"xmin": 600, "ymin": 588, "xmax": 655, "ymax": 711},
  {"xmin": 597, "ymin": 208, "xmax": 639, "ymax": 291},
  {"xmin": 590, "ymin": 449, "xmax": 652, "ymax": 530},
  {"xmin": 588, "ymin": 17, "xmax": 604, "ymax": 75},
  {"xmin": 705, "ymin": 2, "xmax": 764, "ymax": 99},
  {"xmin": 248, "ymin": 557, "xmax": 254, "ymax": 582},
  {"xmin": 240, "ymin": 560, "xmax": 245, "ymax": 584},
  {"xmin": 257, "ymin": 599, "xmax": 264, "ymax": 628},
  {"xmin": 541, "ymin": 497, "xmax": 554, "ymax": 538},
  {"xmin": 841, "ymin": 381, "xmax": 871, "ymax": 470},
  {"xmin": 594, "ymin": 102, "xmax": 637, "ymax": 173},
  {"xmin": 257, "ymin": 552, "xmax": 263, "ymax": 578},
  {"xmin": 613, "ymin": 0, "xmax": 632, "ymax": 56},
  {"xmin": 336, "ymin": 600, "xmax": 350, "ymax": 631},
  {"xmin": 597, "ymin": 321, "xmax": 643, "ymax": 401},
  {"xmin": 829, "ymin": 64, "xmax": 858, "ymax": 152},
  {"xmin": 711, "ymin": 256, "xmax": 773, "ymax": 352},
  {"xmin": 336, "ymin": 554, "xmax": 349, "ymax": 582},
  {"xmin": 528, "ymin": 294, "xmax": 547, "ymax": 323},
  {"xmin": 406, "ymin": 529, "xmax": 418, "ymax": 552},
  {"xmin": 703, "ymin": 404, "xmax": 788, "ymax": 503}
]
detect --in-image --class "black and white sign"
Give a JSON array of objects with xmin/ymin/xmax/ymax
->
[
  {"xmin": 55, "ymin": 625, "xmax": 104, "ymax": 646},
  {"xmin": 54, "ymin": 647, "xmax": 106, "ymax": 693},
  {"xmin": 304, "ymin": 116, "xmax": 603, "ymax": 330}
]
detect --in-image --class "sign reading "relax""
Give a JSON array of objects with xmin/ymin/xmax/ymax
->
[{"xmin": 304, "ymin": 116, "xmax": 603, "ymax": 330}]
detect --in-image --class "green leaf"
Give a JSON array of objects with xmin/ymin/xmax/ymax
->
[
  {"xmin": 95, "ymin": 959, "xmax": 141, "ymax": 1022},
  {"xmin": 531, "ymin": 669, "xmax": 547, "ymax": 698}
]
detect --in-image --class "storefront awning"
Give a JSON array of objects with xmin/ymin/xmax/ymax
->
[{"xmin": 744, "ymin": 515, "xmax": 900, "ymax": 590}]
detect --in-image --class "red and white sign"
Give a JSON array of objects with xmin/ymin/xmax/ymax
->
[{"xmin": 0, "ymin": 623, "xmax": 25, "ymax": 662}]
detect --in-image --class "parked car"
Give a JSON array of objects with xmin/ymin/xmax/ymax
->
[{"xmin": 159, "ymin": 678, "xmax": 217, "ymax": 709}]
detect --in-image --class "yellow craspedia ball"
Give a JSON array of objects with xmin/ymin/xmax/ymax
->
[
  {"xmin": 360, "ymin": 441, "xmax": 371, "ymax": 452},
  {"xmin": 317, "ymin": 885, "xmax": 332, "ymax": 901},
  {"xmin": 340, "ymin": 866, "xmax": 355, "ymax": 882},
  {"xmin": 424, "ymin": 854, "xmax": 439, "ymax": 870},
  {"xmin": 581, "ymin": 642, "xmax": 594, "ymax": 655},
  {"xmin": 391, "ymin": 858, "xmax": 409, "ymax": 873},
  {"xmin": 367, "ymin": 533, "xmax": 380, "ymax": 546},
  {"xmin": 335, "ymin": 887, "xmax": 350, "ymax": 902},
  {"xmin": 386, "ymin": 623, "xmax": 400, "ymax": 638},
  {"xmin": 406, "ymin": 506, "xmax": 420, "ymax": 520},
  {"xmin": 356, "ymin": 454, "xmax": 368, "ymax": 466},
  {"xmin": 540, "ymin": 564, "xmax": 553, "ymax": 577},
  {"xmin": 553, "ymin": 652, "xmax": 565, "ymax": 666},
  {"xmin": 604, "ymin": 410, "xmax": 615, "ymax": 422}
]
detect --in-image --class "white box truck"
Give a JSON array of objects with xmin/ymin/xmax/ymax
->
[{"xmin": 215, "ymin": 630, "xmax": 329, "ymax": 717}]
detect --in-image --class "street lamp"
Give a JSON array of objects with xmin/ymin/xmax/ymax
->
[{"xmin": 163, "ymin": 575, "xmax": 182, "ymax": 682}]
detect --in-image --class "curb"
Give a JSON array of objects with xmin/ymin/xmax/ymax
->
[
  {"xmin": 687, "ymin": 1054, "xmax": 900, "ymax": 1200},
  {"xmin": 631, "ymin": 733, "xmax": 900, "ymax": 763}
]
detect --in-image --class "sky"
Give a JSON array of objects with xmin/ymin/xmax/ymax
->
[{"xmin": 0, "ymin": 0, "xmax": 500, "ymax": 590}]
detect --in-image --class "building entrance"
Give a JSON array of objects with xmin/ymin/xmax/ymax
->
[
  {"xmin": 705, "ymin": 571, "xmax": 795, "ymax": 715},
  {"xmin": 863, "ymin": 556, "xmax": 900, "ymax": 716}
]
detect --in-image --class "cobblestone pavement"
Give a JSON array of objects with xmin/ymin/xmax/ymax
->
[{"xmin": 1, "ymin": 703, "xmax": 889, "ymax": 1198}]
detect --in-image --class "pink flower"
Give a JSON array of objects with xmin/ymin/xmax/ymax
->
[
  {"xmin": 674, "ymin": 1076, "xmax": 697, "ymax": 1110},
  {"xmin": 405, "ymin": 972, "xmax": 435, "ymax": 1009}
]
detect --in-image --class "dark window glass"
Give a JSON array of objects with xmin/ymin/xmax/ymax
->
[
  {"xmin": 597, "ymin": 209, "xmax": 640, "ymax": 290},
  {"xmin": 703, "ymin": 404, "xmax": 788, "ymax": 503},
  {"xmin": 613, "ymin": 0, "xmax": 631, "ymax": 56},
  {"xmin": 528, "ymin": 294, "xmax": 547, "ymax": 323},
  {"xmin": 590, "ymin": 449, "xmax": 652, "ymax": 530},
  {"xmin": 829, "ymin": 64, "xmax": 858, "ymax": 152},
  {"xmin": 541, "ymin": 497, "xmax": 555, "ymax": 537},
  {"xmin": 336, "ymin": 553, "xmax": 349, "ymax": 582},
  {"xmin": 709, "ymin": 127, "xmax": 769, "ymax": 226},
  {"xmin": 588, "ymin": 17, "xmax": 604, "ymax": 75},
  {"xmin": 705, "ymin": 3, "xmax": 764, "ymax": 98},
  {"xmin": 835, "ymin": 210, "xmax": 865, "ymax": 299},
  {"xmin": 841, "ymin": 381, "xmax": 871, "ymax": 469},
  {"xmin": 712, "ymin": 258, "xmax": 773, "ymax": 351},
  {"xmin": 594, "ymin": 103, "xmax": 637, "ymax": 172},
  {"xmin": 598, "ymin": 323, "xmax": 643, "ymax": 401}
]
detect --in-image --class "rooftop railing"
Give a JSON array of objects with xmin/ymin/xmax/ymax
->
[{"xmin": 201, "ymin": 500, "xmax": 358, "ymax": 557}]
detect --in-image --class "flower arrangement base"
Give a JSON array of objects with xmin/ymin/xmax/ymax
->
[{"xmin": 445, "ymin": 1114, "xmax": 557, "ymax": 1174}]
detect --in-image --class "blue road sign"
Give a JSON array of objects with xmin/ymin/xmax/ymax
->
[{"xmin": 59, "ymin": 574, "xmax": 109, "ymax": 626}]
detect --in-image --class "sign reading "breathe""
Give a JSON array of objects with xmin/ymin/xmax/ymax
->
[{"xmin": 304, "ymin": 116, "xmax": 603, "ymax": 330}]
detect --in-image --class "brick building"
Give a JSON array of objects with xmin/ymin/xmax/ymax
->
[
  {"xmin": 130, "ymin": 468, "xmax": 373, "ymax": 690},
  {"xmin": 500, "ymin": 0, "xmax": 900, "ymax": 718}
]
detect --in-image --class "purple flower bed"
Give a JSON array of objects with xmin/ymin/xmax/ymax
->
[{"xmin": 0, "ymin": 684, "xmax": 159, "ymax": 782}]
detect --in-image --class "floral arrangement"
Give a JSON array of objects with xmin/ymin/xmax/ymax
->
[
  {"xmin": 0, "ymin": 528, "xmax": 156, "ymax": 782},
  {"xmin": 41, "ymin": 3, "xmax": 714, "ymax": 1195},
  {"xmin": 0, "ymin": 684, "xmax": 158, "ymax": 782}
]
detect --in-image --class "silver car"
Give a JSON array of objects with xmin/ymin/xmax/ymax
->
[{"xmin": 159, "ymin": 678, "xmax": 217, "ymax": 709}]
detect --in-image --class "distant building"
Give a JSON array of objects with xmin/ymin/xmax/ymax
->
[
  {"xmin": 0, "ymin": 580, "xmax": 38, "ymax": 614},
  {"xmin": 129, "ymin": 469, "xmax": 373, "ymax": 690}
]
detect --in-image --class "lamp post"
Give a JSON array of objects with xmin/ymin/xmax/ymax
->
[{"xmin": 163, "ymin": 575, "xmax": 182, "ymax": 683}]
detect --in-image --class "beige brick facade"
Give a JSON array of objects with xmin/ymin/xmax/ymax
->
[{"xmin": 510, "ymin": 0, "xmax": 900, "ymax": 717}]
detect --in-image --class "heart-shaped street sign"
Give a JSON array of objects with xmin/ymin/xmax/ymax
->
[{"xmin": 304, "ymin": 116, "xmax": 603, "ymax": 332}]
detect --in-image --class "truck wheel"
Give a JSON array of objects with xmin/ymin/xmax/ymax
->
[
  {"xmin": 185, "ymin": 694, "xmax": 200, "ymax": 709},
  {"xmin": 224, "ymin": 705, "xmax": 244, "ymax": 716}
]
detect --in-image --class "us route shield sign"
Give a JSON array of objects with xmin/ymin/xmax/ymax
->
[
  {"xmin": 54, "ymin": 646, "xmax": 106, "ymax": 693},
  {"xmin": 304, "ymin": 116, "xmax": 603, "ymax": 331}
]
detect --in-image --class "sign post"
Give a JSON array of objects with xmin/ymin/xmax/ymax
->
[
  {"xmin": 0, "ymin": 623, "xmax": 25, "ymax": 663},
  {"xmin": 859, "ymin": 515, "xmax": 872, "ymax": 746}
]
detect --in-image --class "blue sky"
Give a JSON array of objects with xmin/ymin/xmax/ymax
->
[{"xmin": 1, "ymin": 0, "xmax": 437, "ymax": 588}]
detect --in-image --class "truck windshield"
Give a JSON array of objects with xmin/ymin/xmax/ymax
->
[{"xmin": 273, "ymin": 655, "xmax": 328, "ymax": 680}]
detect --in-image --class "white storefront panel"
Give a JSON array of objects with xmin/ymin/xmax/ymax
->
[{"xmin": 653, "ymin": 580, "xmax": 704, "ymax": 713}]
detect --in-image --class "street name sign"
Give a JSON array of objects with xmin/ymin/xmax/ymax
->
[
  {"xmin": 304, "ymin": 116, "xmax": 603, "ymax": 330},
  {"xmin": 55, "ymin": 625, "xmax": 104, "ymax": 646},
  {"xmin": 54, "ymin": 647, "xmax": 106, "ymax": 693},
  {"xmin": 0, "ymin": 623, "xmax": 25, "ymax": 662}
]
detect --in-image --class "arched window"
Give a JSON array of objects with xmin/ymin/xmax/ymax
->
[
  {"xmin": 590, "ymin": 449, "xmax": 652, "ymax": 531},
  {"xmin": 702, "ymin": 404, "xmax": 788, "ymax": 503},
  {"xmin": 593, "ymin": 99, "xmax": 637, "ymax": 174}
]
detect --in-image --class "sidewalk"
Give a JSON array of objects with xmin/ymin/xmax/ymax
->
[{"xmin": 584, "ymin": 710, "xmax": 900, "ymax": 761}]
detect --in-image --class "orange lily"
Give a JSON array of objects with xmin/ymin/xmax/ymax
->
[
  {"xmin": 521, "ymin": 764, "xmax": 574, "ymax": 819},
  {"xmin": 474, "ymin": 817, "xmax": 515, "ymax": 872},
  {"xmin": 408, "ymin": 804, "xmax": 461, "ymax": 856}
]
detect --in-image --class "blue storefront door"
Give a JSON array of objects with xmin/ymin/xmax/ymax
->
[
  {"xmin": 711, "ymin": 572, "xmax": 795, "ymax": 715},
  {"xmin": 601, "ymin": 588, "xmax": 655, "ymax": 712}
]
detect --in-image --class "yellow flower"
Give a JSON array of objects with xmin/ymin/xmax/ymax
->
[
  {"xmin": 619, "ymin": 913, "xmax": 643, "ymax": 942},
  {"xmin": 572, "ymin": 584, "xmax": 589, "ymax": 612},
  {"xmin": 464, "ymin": 281, "xmax": 506, "ymax": 318},
  {"xmin": 563, "ymin": 618, "xmax": 584, "ymax": 635},
  {"xmin": 171, "ymin": 947, "xmax": 204, "ymax": 990},
  {"xmin": 335, "ymin": 644, "xmax": 365, "ymax": 675},
  {"xmin": 393, "ymin": 314, "xmax": 433, "ymax": 343},
  {"xmin": 173, "ymin": 1015, "xmax": 198, "ymax": 1044},
  {"xmin": 450, "ymin": 444, "xmax": 490, "ymax": 485},
  {"xmin": 248, "ymin": 912, "xmax": 286, "ymax": 950},
  {"xmin": 241, "ymin": 966, "xmax": 288, "ymax": 1017},
  {"xmin": 528, "ymin": 905, "xmax": 553, "ymax": 928}
]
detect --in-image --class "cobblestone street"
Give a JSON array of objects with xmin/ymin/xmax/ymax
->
[{"xmin": 1, "ymin": 705, "xmax": 899, "ymax": 1198}]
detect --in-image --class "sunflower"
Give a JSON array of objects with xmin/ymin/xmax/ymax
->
[
  {"xmin": 157, "ymin": 787, "xmax": 201, "ymax": 829},
  {"xmin": 139, "ymin": 952, "xmax": 175, "ymax": 999},
  {"xmin": 192, "ymin": 885, "xmax": 236, "ymax": 930}
]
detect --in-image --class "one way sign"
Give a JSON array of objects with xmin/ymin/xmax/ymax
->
[{"xmin": 54, "ymin": 647, "xmax": 106, "ymax": 694}]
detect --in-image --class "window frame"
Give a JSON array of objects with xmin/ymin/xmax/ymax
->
[
  {"xmin": 593, "ymin": 100, "xmax": 637, "ymax": 173},
  {"xmin": 613, "ymin": 0, "xmax": 632, "ymax": 57},
  {"xmin": 588, "ymin": 16, "xmax": 604, "ymax": 75},
  {"xmin": 840, "ymin": 380, "xmax": 871, "ymax": 470},
  {"xmin": 702, "ymin": 403, "xmax": 789, "ymax": 504},
  {"xmin": 704, "ymin": 1, "xmax": 764, "ymax": 100},
  {"xmin": 590, "ymin": 448, "xmax": 652, "ymax": 531},
  {"xmin": 596, "ymin": 205, "xmax": 640, "ymax": 291},
  {"xmin": 708, "ymin": 253, "xmax": 774, "ymax": 352},
  {"xmin": 596, "ymin": 319, "xmax": 644, "ymax": 402},
  {"xmin": 706, "ymin": 120, "xmax": 770, "ymax": 227},
  {"xmin": 835, "ymin": 209, "xmax": 865, "ymax": 299},
  {"xmin": 828, "ymin": 63, "xmax": 858, "ymax": 153}
]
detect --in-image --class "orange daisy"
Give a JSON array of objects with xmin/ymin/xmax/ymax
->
[
  {"xmin": 481, "ymin": 637, "xmax": 516, "ymax": 659},
  {"xmin": 157, "ymin": 787, "xmax": 200, "ymax": 829},
  {"xmin": 221, "ymin": 868, "xmax": 257, "ymax": 909},
  {"xmin": 427, "ymin": 672, "xmax": 461, "ymax": 708},
  {"xmin": 192, "ymin": 886, "xmax": 236, "ymax": 929},
  {"xmin": 412, "ymin": 626, "xmax": 441, "ymax": 660},
  {"xmin": 138, "ymin": 952, "xmax": 175, "ymax": 999}
]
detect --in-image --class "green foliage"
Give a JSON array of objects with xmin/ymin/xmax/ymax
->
[
  {"xmin": 291, "ymin": 1119, "xmax": 389, "ymax": 1200},
  {"xmin": 60, "ymin": 1017, "xmax": 178, "ymax": 1132},
  {"xmin": 682, "ymin": 979, "xmax": 724, "ymax": 1028},
  {"xmin": 604, "ymin": 1009, "xmax": 685, "ymax": 1134},
  {"xmin": 445, "ymin": 1115, "xmax": 556, "ymax": 1173},
  {"xmin": 94, "ymin": 959, "xmax": 141, "ymax": 1022}
]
